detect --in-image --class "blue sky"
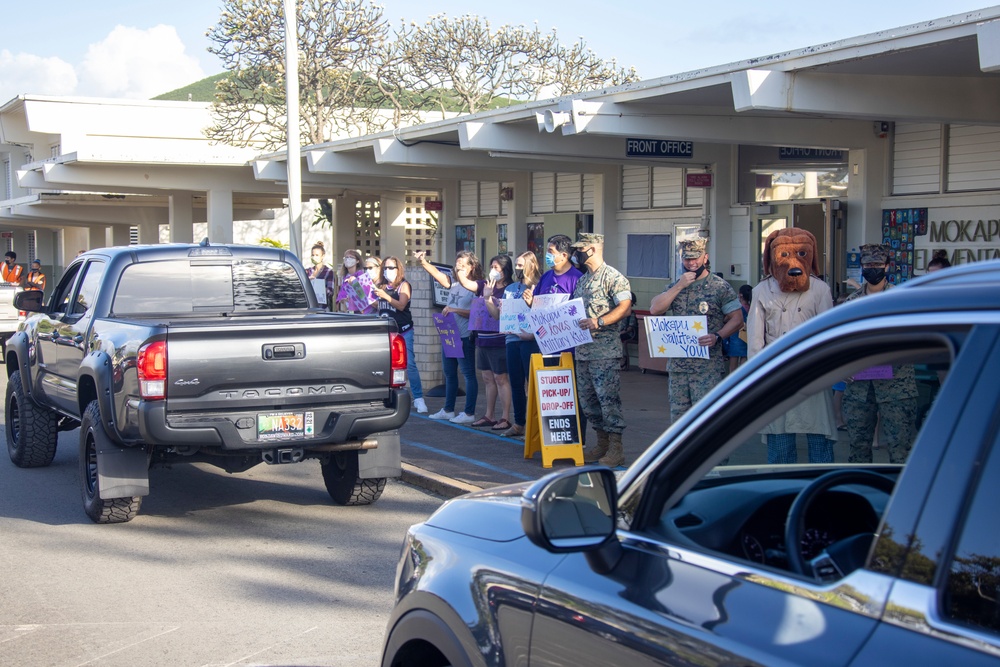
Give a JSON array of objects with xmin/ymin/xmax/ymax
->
[{"xmin": 0, "ymin": 0, "xmax": 993, "ymax": 102}]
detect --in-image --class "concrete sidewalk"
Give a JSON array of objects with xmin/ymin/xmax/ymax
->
[{"xmin": 397, "ymin": 365, "xmax": 671, "ymax": 496}]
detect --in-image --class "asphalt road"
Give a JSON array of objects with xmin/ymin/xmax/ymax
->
[{"xmin": 0, "ymin": 374, "xmax": 446, "ymax": 667}]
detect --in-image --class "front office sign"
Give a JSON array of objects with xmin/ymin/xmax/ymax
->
[{"xmin": 625, "ymin": 138, "xmax": 694, "ymax": 159}]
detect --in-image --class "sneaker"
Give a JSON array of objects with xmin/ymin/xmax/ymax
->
[
  {"xmin": 413, "ymin": 397, "xmax": 428, "ymax": 414},
  {"xmin": 450, "ymin": 412, "xmax": 476, "ymax": 425},
  {"xmin": 428, "ymin": 409, "xmax": 455, "ymax": 420}
]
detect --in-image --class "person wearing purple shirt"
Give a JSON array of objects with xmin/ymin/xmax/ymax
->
[
  {"xmin": 531, "ymin": 234, "xmax": 583, "ymax": 300},
  {"xmin": 525, "ymin": 233, "xmax": 587, "ymax": 442}
]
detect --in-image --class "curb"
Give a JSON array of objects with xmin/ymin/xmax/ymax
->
[{"xmin": 400, "ymin": 462, "xmax": 483, "ymax": 499}]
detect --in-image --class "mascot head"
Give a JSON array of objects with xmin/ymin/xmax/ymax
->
[{"xmin": 763, "ymin": 228, "xmax": 819, "ymax": 292}]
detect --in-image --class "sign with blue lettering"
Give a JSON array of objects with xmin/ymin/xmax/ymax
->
[
  {"xmin": 778, "ymin": 147, "xmax": 846, "ymax": 161},
  {"xmin": 644, "ymin": 316, "xmax": 709, "ymax": 359},
  {"xmin": 626, "ymin": 138, "xmax": 694, "ymax": 159}
]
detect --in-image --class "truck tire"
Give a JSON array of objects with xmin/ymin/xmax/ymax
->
[
  {"xmin": 321, "ymin": 450, "xmax": 386, "ymax": 506},
  {"xmin": 80, "ymin": 400, "xmax": 142, "ymax": 524},
  {"xmin": 5, "ymin": 370, "xmax": 58, "ymax": 468}
]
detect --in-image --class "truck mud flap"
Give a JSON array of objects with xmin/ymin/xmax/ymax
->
[
  {"xmin": 97, "ymin": 444, "xmax": 150, "ymax": 499},
  {"xmin": 358, "ymin": 431, "xmax": 401, "ymax": 479}
]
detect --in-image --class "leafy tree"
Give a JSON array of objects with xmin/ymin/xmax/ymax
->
[{"xmin": 207, "ymin": 0, "xmax": 639, "ymax": 149}]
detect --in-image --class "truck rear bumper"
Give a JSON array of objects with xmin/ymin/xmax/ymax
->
[{"xmin": 137, "ymin": 389, "xmax": 412, "ymax": 450}]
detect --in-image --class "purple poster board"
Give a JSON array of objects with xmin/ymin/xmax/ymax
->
[
  {"xmin": 853, "ymin": 365, "xmax": 893, "ymax": 380},
  {"xmin": 468, "ymin": 297, "xmax": 500, "ymax": 332},
  {"xmin": 433, "ymin": 313, "xmax": 464, "ymax": 358},
  {"xmin": 337, "ymin": 272, "xmax": 377, "ymax": 313}
]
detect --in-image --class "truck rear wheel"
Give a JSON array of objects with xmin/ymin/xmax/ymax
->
[
  {"xmin": 321, "ymin": 450, "xmax": 386, "ymax": 505},
  {"xmin": 5, "ymin": 370, "xmax": 58, "ymax": 467},
  {"xmin": 80, "ymin": 401, "xmax": 142, "ymax": 524}
]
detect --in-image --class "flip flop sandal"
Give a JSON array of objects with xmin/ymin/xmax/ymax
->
[
  {"xmin": 491, "ymin": 419, "xmax": 512, "ymax": 431},
  {"xmin": 471, "ymin": 417, "xmax": 496, "ymax": 427}
]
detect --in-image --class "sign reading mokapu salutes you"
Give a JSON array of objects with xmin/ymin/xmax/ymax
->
[{"xmin": 644, "ymin": 316, "xmax": 709, "ymax": 359}]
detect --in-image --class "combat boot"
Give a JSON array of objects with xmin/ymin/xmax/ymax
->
[
  {"xmin": 599, "ymin": 432, "xmax": 625, "ymax": 468},
  {"xmin": 583, "ymin": 429, "xmax": 609, "ymax": 463}
]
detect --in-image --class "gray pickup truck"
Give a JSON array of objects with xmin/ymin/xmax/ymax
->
[{"xmin": 4, "ymin": 242, "xmax": 411, "ymax": 523}]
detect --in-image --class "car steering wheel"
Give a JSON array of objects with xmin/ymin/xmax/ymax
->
[{"xmin": 785, "ymin": 470, "xmax": 895, "ymax": 580}]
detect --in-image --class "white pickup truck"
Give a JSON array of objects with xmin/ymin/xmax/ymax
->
[{"xmin": 0, "ymin": 283, "xmax": 23, "ymax": 354}]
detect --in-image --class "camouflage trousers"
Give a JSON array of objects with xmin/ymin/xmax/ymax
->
[
  {"xmin": 576, "ymin": 358, "xmax": 625, "ymax": 435},
  {"xmin": 669, "ymin": 370, "xmax": 724, "ymax": 425},
  {"xmin": 843, "ymin": 380, "xmax": 917, "ymax": 464}
]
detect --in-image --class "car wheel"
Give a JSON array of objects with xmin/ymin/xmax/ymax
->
[
  {"xmin": 79, "ymin": 400, "xmax": 141, "ymax": 524},
  {"xmin": 5, "ymin": 370, "xmax": 58, "ymax": 467},
  {"xmin": 321, "ymin": 450, "xmax": 385, "ymax": 505}
]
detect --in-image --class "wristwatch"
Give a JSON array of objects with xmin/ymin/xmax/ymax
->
[
  {"xmin": 714, "ymin": 332, "xmax": 722, "ymax": 345},
  {"xmin": 597, "ymin": 316, "xmax": 606, "ymax": 328}
]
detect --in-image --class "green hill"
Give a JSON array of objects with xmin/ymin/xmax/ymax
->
[{"xmin": 153, "ymin": 73, "xmax": 228, "ymax": 102}]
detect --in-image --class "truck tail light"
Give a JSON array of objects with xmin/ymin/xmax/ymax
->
[
  {"xmin": 389, "ymin": 332, "xmax": 407, "ymax": 388},
  {"xmin": 137, "ymin": 340, "xmax": 167, "ymax": 400}
]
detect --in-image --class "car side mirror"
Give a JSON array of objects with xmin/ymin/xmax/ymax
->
[
  {"xmin": 13, "ymin": 290, "xmax": 43, "ymax": 313},
  {"xmin": 521, "ymin": 466, "xmax": 619, "ymax": 551}
]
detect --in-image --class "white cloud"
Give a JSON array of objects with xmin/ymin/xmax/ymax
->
[
  {"xmin": 0, "ymin": 50, "xmax": 78, "ymax": 101},
  {"xmin": 77, "ymin": 25, "xmax": 205, "ymax": 99}
]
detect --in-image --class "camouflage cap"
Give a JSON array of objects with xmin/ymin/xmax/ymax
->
[
  {"xmin": 678, "ymin": 237, "xmax": 708, "ymax": 258},
  {"xmin": 860, "ymin": 243, "xmax": 891, "ymax": 264},
  {"xmin": 570, "ymin": 232, "xmax": 604, "ymax": 248}
]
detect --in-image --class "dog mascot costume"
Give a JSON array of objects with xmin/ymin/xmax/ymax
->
[{"xmin": 747, "ymin": 228, "xmax": 837, "ymax": 463}]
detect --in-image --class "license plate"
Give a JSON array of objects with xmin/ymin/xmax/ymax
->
[{"xmin": 257, "ymin": 412, "xmax": 314, "ymax": 441}]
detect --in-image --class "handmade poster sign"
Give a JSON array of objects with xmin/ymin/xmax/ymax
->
[
  {"xmin": 531, "ymin": 293, "xmax": 569, "ymax": 311},
  {"xmin": 529, "ymin": 298, "xmax": 593, "ymax": 355},
  {"xmin": 499, "ymin": 297, "xmax": 532, "ymax": 334},
  {"xmin": 433, "ymin": 312, "xmax": 464, "ymax": 358},
  {"xmin": 337, "ymin": 273, "xmax": 376, "ymax": 313},
  {"xmin": 468, "ymin": 297, "xmax": 500, "ymax": 332},
  {"xmin": 310, "ymin": 278, "xmax": 326, "ymax": 304},
  {"xmin": 644, "ymin": 316, "xmax": 710, "ymax": 359}
]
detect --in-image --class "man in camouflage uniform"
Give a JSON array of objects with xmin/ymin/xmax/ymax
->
[
  {"xmin": 650, "ymin": 237, "xmax": 743, "ymax": 425},
  {"xmin": 571, "ymin": 233, "xmax": 633, "ymax": 468},
  {"xmin": 843, "ymin": 243, "xmax": 918, "ymax": 463}
]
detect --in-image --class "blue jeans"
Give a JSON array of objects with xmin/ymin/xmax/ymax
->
[
  {"xmin": 507, "ymin": 338, "xmax": 540, "ymax": 427},
  {"xmin": 443, "ymin": 336, "xmax": 478, "ymax": 414},
  {"xmin": 402, "ymin": 328, "xmax": 422, "ymax": 400},
  {"xmin": 767, "ymin": 433, "xmax": 833, "ymax": 464}
]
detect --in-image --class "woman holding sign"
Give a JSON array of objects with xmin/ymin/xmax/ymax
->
[
  {"xmin": 373, "ymin": 256, "xmax": 426, "ymax": 414},
  {"xmin": 486, "ymin": 251, "xmax": 540, "ymax": 438},
  {"xmin": 457, "ymin": 255, "xmax": 513, "ymax": 430},
  {"xmin": 336, "ymin": 249, "xmax": 377, "ymax": 314},
  {"xmin": 417, "ymin": 250, "xmax": 482, "ymax": 425}
]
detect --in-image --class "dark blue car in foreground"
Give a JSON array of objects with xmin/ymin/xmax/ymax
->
[{"xmin": 382, "ymin": 261, "xmax": 1000, "ymax": 666}]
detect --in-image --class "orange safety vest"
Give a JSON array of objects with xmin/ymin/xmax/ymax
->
[
  {"xmin": 1, "ymin": 262, "xmax": 23, "ymax": 285},
  {"xmin": 25, "ymin": 270, "xmax": 45, "ymax": 292}
]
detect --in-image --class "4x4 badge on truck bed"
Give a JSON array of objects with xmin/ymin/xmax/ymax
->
[{"xmin": 174, "ymin": 378, "xmax": 200, "ymax": 386}]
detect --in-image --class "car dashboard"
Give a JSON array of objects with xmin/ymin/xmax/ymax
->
[{"xmin": 661, "ymin": 474, "xmax": 891, "ymax": 570}]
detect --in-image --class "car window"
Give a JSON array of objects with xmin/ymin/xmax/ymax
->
[
  {"xmin": 942, "ymin": 430, "xmax": 1000, "ymax": 636},
  {"xmin": 112, "ymin": 259, "xmax": 309, "ymax": 314},
  {"xmin": 72, "ymin": 261, "xmax": 106, "ymax": 316},
  {"xmin": 49, "ymin": 262, "xmax": 82, "ymax": 314},
  {"xmin": 624, "ymin": 331, "xmax": 957, "ymax": 580}
]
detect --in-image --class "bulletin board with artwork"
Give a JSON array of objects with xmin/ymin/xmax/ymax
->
[
  {"xmin": 497, "ymin": 223, "xmax": 508, "ymax": 255},
  {"xmin": 526, "ymin": 223, "xmax": 545, "ymax": 262},
  {"xmin": 455, "ymin": 224, "xmax": 475, "ymax": 255},
  {"xmin": 881, "ymin": 208, "xmax": 927, "ymax": 285}
]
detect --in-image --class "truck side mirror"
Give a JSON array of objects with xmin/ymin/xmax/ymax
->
[{"xmin": 14, "ymin": 290, "xmax": 44, "ymax": 313}]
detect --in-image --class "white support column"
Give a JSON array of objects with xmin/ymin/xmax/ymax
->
[
  {"xmin": 111, "ymin": 225, "xmax": 131, "ymax": 247},
  {"xmin": 169, "ymin": 192, "xmax": 194, "ymax": 243},
  {"xmin": 61, "ymin": 227, "xmax": 89, "ymax": 259},
  {"xmin": 206, "ymin": 188, "xmax": 234, "ymax": 244},
  {"xmin": 380, "ymin": 195, "xmax": 407, "ymax": 261},
  {"xmin": 87, "ymin": 225, "xmax": 109, "ymax": 249},
  {"xmin": 137, "ymin": 220, "xmax": 160, "ymax": 244}
]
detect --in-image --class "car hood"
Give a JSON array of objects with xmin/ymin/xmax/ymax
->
[{"xmin": 424, "ymin": 481, "xmax": 532, "ymax": 542}]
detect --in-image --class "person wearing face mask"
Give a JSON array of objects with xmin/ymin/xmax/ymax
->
[
  {"xmin": 373, "ymin": 256, "xmax": 426, "ymax": 414},
  {"xmin": 531, "ymin": 234, "xmax": 582, "ymax": 304},
  {"xmin": 336, "ymin": 249, "xmax": 376, "ymax": 314},
  {"xmin": 2, "ymin": 251, "xmax": 23, "ymax": 285},
  {"xmin": 305, "ymin": 241, "xmax": 337, "ymax": 310},
  {"xmin": 485, "ymin": 252, "xmax": 541, "ymax": 437},
  {"xmin": 570, "ymin": 233, "xmax": 633, "ymax": 469},
  {"xmin": 417, "ymin": 250, "xmax": 482, "ymax": 424},
  {"xmin": 365, "ymin": 256, "xmax": 382, "ymax": 282},
  {"xmin": 650, "ymin": 237, "xmax": 743, "ymax": 426},
  {"xmin": 842, "ymin": 243, "xmax": 919, "ymax": 464}
]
